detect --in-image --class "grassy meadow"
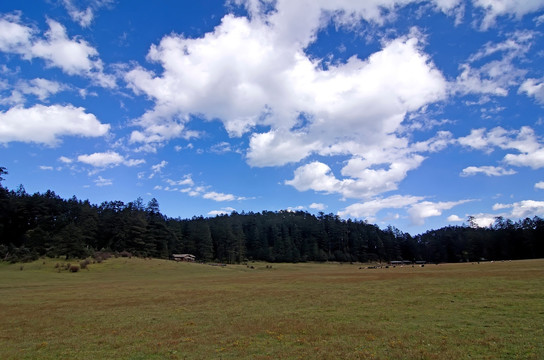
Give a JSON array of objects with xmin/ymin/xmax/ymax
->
[{"xmin": 0, "ymin": 258, "xmax": 543, "ymax": 360}]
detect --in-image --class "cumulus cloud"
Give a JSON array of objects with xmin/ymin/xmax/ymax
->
[
  {"xmin": 120, "ymin": 0, "xmax": 543, "ymax": 214},
  {"xmin": 338, "ymin": 195, "xmax": 424, "ymax": 219},
  {"xmin": 468, "ymin": 213, "xmax": 496, "ymax": 227},
  {"xmin": 125, "ymin": 3, "xmax": 447, "ymax": 160},
  {"xmin": 77, "ymin": 151, "xmax": 144, "ymax": 168},
  {"xmin": 203, "ymin": 191, "xmax": 247, "ymax": 202},
  {"xmin": 77, "ymin": 151, "xmax": 124, "ymax": 167},
  {"xmin": 286, "ymin": 153, "xmax": 427, "ymax": 200},
  {"xmin": 535, "ymin": 181, "xmax": 544, "ymax": 190},
  {"xmin": 0, "ymin": 14, "xmax": 115, "ymax": 87},
  {"xmin": 447, "ymin": 214, "xmax": 464, "ymax": 222},
  {"xmin": 460, "ymin": 165, "xmax": 516, "ymax": 177},
  {"xmin": 0, "ymin": 13, "xmax": 33, "ymax": 53},
  {"xmin": 309, "ymin": 202, "xmax": 326, "ymax": 211},
  {"xmin": 122, "ymin": 1, "xmax": 459, "ymax": 211},
  {"xmin": 0, "ymin": 104, "xmax": 109, "ymax": 145},
  {"xmin": 0, "ymin": 78, "xmax": 67, "ymax": 105},
  {"xmin": 408, "ymin": 200, "xmax": 472, "ymax": 226},
  {"xmin": 208, "ymin": 207, "xmax": 236, "ymax": 216},
  {"xmin": 459, "ymin": 126, "xmax": 544, "ymax": 169},
  {"xmin": 519, "ymin": 78, "xmax": 544, "ymax": 103},
  {"xmin": 16, "ymin": 78, "xmax": 66, "ymax": 101},
  {"xmin": 494, "ymin": 200, "xmax": 544, "ymax": 218},
  {"xmin": 468, "ymin": 199, "xmax": 544, "ymax": 228},
  {"xmin": 58, "ymin": 156, "xmax": 73, "ymax": 164}
]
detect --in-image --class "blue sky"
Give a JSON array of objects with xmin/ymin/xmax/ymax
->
[{"xmin": 1, "ymin": 0, "xmax": 544, "ymax": 234}]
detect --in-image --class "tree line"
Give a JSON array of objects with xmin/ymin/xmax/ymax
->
[{"xmin": 1, "ymin": 167, "xmax": 543, "ymax": 263}]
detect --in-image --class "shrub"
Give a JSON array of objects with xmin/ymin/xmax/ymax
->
[
  {"xmin": 119, "ymin": 251, "xmax": 132, "ymax": 258},
  {"xmin": 69, "ymin": 265, "xmax": 80, "ymax": 273},
  {"xmin": 80, "ymin": 259, "xmax": 90, "ymax": 270},
  {"xmin": 93, "ymin": 251, "xmax": 111, "ymax": 263}
]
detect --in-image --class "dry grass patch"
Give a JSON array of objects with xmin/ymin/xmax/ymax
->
[{"xmin": 0, "ymin": 259, "xmax": 542, "ymax": 359}]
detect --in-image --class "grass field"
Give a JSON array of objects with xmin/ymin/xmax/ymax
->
[{"xmin": 0, "ymin": 258, "xmax": 543, "ymax": 359}]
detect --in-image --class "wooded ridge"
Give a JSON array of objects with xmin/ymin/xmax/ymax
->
[{"xmin": 1, "ymin": 167, "xmax": 543, "ymax": 263}]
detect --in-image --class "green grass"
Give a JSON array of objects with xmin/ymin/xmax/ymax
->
[{"xmin": 0, "ymin": 258, "xmax": 543, "ymax": 359}]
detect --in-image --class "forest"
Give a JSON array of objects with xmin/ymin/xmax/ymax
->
[{"xmin": 1, "ymin": 167, "xmax": 543, "ymax": 263}]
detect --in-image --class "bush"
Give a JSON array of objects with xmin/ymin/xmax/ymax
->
[
  {"xmin": 80, "ymin": 259, "xmax": 90, "ymax": 270},
  {"xmin": 93, "ymin": 251, "xmax": 112, "ymax": 263},
  {"xmin": 69, "ymin": 265, "xmax": 80, "ymax": 273}
]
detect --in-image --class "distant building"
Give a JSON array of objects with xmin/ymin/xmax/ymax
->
[
  {"xmin": 389, "ymin": 260, "xmax": 415, "ymax": 265},
  {"xmin": 172, "ymin": 254, "xmax": 196, "ymax": 262}
]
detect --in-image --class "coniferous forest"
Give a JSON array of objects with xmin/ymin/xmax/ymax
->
[{"xmin": 1, "ymin": 167, "xmax": 543, "ymax": 263}]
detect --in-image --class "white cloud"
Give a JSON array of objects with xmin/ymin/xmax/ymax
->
[
  {"xmin": 458, "ymin": 126, "xmax": 544, "ymax": 169},
  {"xmin": 39, "ymin": 165, "xmax": 53, "ymax": 171},
  {"xmin": 408, "ymin": 200, "xmax": 471, "ymax": 226},
  {"xmin": 469, "ymin": 213, "xmax": 496, "ymax": 227},
  {"xmin": 63, "ymin": 0, "xmax": 94, "ymax": 27},
  {"xmin": 210, "ymin": 141, "xmax": 233, "ymax": 154},
  {"xmin": 504, "ymin": 149, "xmax": 544, "ymax": 169},
  {"xmin": 453, "ymin": 31, "xmax": 534, "ymax": 96},
  {"xmin": 519, "ymin": 78, "xmax": 544, "ymax": 103},
  {"xmin": 157, "ymin": 177, "xmax": 247, "ymax": 202},
  {"xmin": 447, "ymin": 214, "xmax": 464, "ymax": 222},
  {"xmin": 248, "ymin": 130, "xmax": 321, "ymax": 167},
  {"xmin": 31, "ymin": 19, "xmax": 97, "ymax": 74},
  {"xmin": 16, "ymin": 78, "xmax": 66, "ymax": 101},
  {"xmin": 0, "ymin": 14, "xmax": 115, "ymax": 87},
  {"xmin": 460, "ymin": 165, "xmax": 516, "ymax": 177},
  {"xmin": 208, "ymin": 207, "xmax": 236, "ymax": 216},
  {"xmin": 125, "ymin": 5, "xmax": 447, "ymax": 159},
  {"xmin": 493, "ymin": 200, "xmax": 544, "ymax": 218},
  {"xmin": 77, "ymin": 151, "xmax": 124, "ymax": 167},
  {"xmin": 77, "ymin": 151, "xmax": 144, "ymax": 168},
  {"xmin": 286, "ymin": 206, "xmax": 306, "ymax": 212},
  {"xmin": 286, "ymin": 153, "xmax": 426, "ymax": 200},
  {"xmin": 338, "ymin": 195, "xmax": 424, "ymax": 219},
  {"xmin": 166, "ymin": 176, "xmax": 194, "ymax": 187},
  {"xmin": 94, "ymin": 176, "xmax": 112, "ymax": 187},
  {"xmin": 535, "ymin": 181, "xmax": 544, "ymax": 189},
  {"xmin": 285, "ymin": 162, "xmax": 342, "ymax": 195},
  {"xmin": 149, "ymin": 160, "xmax": 168, "ymax": 178},
  {"xmin": 468, "ymin": 199, "xmax": 544, "ymax": 228},
  {"xmin": 473, "ymin": 0, "xmax": 544, "ymax": 30},
  {"xmin": 0, "ymin": 104, "xmax": 109, "ymax": 145},
  {"xmin": 0, "ymin": 13, "xmax": 33, "ymax": 53},
  {"xmin": 124, "ymin": 159, "xmax": 146, "ymax": 167},
  {"xmin": 58, "ymin": 156, "xmax": 73, "ymax": 164},
  {"xmin": 309, "ymin": 202, "xmax": 326, "ymax": 211},
  {"xmin": 203, "ymin": 191, "xmax": 245, "ymax": 202}
]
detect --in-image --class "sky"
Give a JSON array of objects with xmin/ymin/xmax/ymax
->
[{"xmin": 1, "ymin": 0, "xmax": 544, "ymax": 234}]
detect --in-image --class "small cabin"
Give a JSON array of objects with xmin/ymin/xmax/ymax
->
[
  {"xmin": 390, "ymin": 260, "xmax": 414, "ymax": 266},
  {"xmin": 172, "ymin": 254, "xmax": 196, "ymax": 262}
]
